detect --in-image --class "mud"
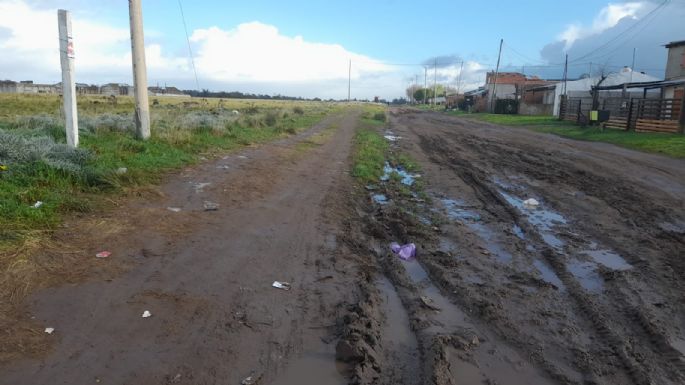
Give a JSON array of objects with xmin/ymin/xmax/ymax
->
[{"xmin": 2, "ymin": 107, "xmax": 684, "ymax": 385}]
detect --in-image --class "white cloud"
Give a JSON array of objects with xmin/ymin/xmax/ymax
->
[
  {"xmin": 0, "ymin": 0, "xmax": 396, "ymax": 98},
  {"xmin": 558, "ymin": 2, "xmax": 644, "ymax": 50}
]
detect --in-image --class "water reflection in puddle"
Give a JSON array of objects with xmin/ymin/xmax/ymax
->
[
  {"xmin": 566, "ymin": 260, "xmax": 603, "ymax": 293},
  {"xmin": 381, "ymin": 162, "xmax": 418, "ymax": 186},
  {"xmin": 532, "ymin": 260, "xmax": 565, "ymax": 290},
  {"xmin": 372, "ymin": 194, "xmax": 389, "ymax": 205},
  {"xmin": 512, "ymin": 225, "xmax": 525, "ymax": 240},
  {"xmin": 582, "ymin": 249, "xmax": 631, "ymax": 270},
  {"xmin": 498, "ymin": 190, "xmax": 566, "ymax": 251}
]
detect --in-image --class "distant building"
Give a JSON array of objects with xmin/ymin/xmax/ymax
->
[
  {"xmin": 100, "ymin": 83, "xmax": 131, "ymax": 96},
  {"xmin": 0, "ymin": 80, "xmax": 58, "ymax": 94},
  {"xmin": 148, "ymin": 86, "xmax": 189, "ymax": 97},
  {"xmin": 484, "ymin": 72, "xmax": 554, "ymax": 112},
  {"xmin": 663, "ymin": 40, "xmax": 685, "ymax": 101}
]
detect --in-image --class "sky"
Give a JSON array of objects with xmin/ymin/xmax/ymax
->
[{"xmin": 0, "ymin": 0, "xmax": 682, "ymax": 100}]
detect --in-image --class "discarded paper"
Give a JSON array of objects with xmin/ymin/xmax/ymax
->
[
  {"xmin": 32, "ymin": 201, "xmax": 43, "ymax": 208},
  {"xmin": 95, "ymin": 251, "xmax": 111, "ymax": 258},
  {"xmin": 272, "ymin": 281, "xmax": 291, "ymax": 290},
  {"xmin": 167, "ymin": 207, "xmax": 182, "ymax": 212},
  {"xmin": 390, "ymin": 242, "xmax": 416, "ymax": 260},
  {"xmin": 44, "ymin": 327, "xmax": 55, "ymax": 334},
  {"xmin": 142, "ymin": 310, "xmax": 152, "ymax": 318},
  {"xmin": 203, "ymin": 201, "xmax": 219, "ymax": 211},
  {"xmin": 523, "ymin": 198, "xmax": 539, "ymax": 208}
]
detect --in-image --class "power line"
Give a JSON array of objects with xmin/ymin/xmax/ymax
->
[{"xmin": 178, "ymin": 0, "xmax": 200, "ymax": 91}]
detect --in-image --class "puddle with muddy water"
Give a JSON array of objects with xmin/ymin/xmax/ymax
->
[
  {"xmin": 533, "ymin": 259, "xmax": 566, "ymax": 290},
  {"xmin": 582, "ymin": 249, "xmax": 631, "ymax": 271},
  {"xmin": 381, "ymin": 162, "xmax": 419, "ymax": 186},
  {"xmin": 498, "ymin": 191, "xmax": 566, "ymax": 251},
  {"xmin": 271, "ymin": 349, "xmax": 349, "ymax": 385},
  {"xmin": 440, "ymin": 198, "xmax": 512, "ymax": 264},
  {"xmin": 396, "ymin": 258, "xmax": 556, "ymax": 384},
  {"xmin": 566, "ymin": 260, "xmax": 603, "ymax": 293},
  {"xmin": 376, "ymin": 276, "xmax": 421, "ymax": 383}
]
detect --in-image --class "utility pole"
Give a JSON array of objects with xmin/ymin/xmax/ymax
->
[
  {"xmin": 415, "ymin": 74, "xmax": 418, "ymax": 104},
  {"xmin": 58, "ymin": 9, "xmax": 78, "ymax": 148},
  {"xmin": 347, "ymin": 59, "xmax": 351, "ymax": 102},
  {"xmin": 423, "ymin": 67, "xmax": 428, "ymax": 105},
  {"xmin": 589, "ymin": 62, "xmax": 593, "ymax": 78},
  {"xmin": 630, "ymin": 47, "xmax": 636, "ymax": 83},
  {"xmin": 129, "ymin": 0, "xmax": 151, "ymax": 140},
  {"xmin": 456, "ymin": 61, "xmax": 464, "ymax": 96},
  {"xmin": 433, "ymin": 58, "xmax": 437, "ymax": 106},
  {"xmin": 562, "ymin": 54, "xmax": 568, "ymax": 96},
  {"xmin": 490, "ymin": 38, "xmax": 503, "ymax": 113}
]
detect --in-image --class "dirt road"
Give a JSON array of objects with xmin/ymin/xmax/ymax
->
[
  {"xmin": 354, "ymin": 109, "xmax": 685, "ymax": 385},
  {"xmin": 2, "ymin": 107, "xmax": 684, "ymax": 385}
]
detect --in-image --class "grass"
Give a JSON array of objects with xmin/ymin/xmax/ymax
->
[
  {"xmin": 352, "ymin": 128, "xmax": 388, "ymax": 183},
  {"xmin": 0, "ymin": 94, "xmax": 339, "ymax": 249},
  {"xmin": 445, "ymin": 111, "xmax": 685, "ymax": 158}
]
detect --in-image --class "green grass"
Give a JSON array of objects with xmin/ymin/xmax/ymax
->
[
  {"xmin": 352, "ymin": 128, "xmax": 388, "ymax": 183},
  {"xmin": 0, "ymin": 95, "xmax": 338, "ymax": 247},
  {"xmin": 448, "ymin": 112, "xmax": 685, "ymax": 158}
]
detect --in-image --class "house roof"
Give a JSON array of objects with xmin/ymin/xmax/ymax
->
[
  {"xmin": 664, "ymin": 40, "xmax": 685, "ymax": 48},
  {"xmin": 594, "ymin": 78, "xmax": 685, "ymax": 91}
]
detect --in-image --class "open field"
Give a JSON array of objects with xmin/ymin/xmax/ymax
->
[{"xmin": 1, "ymin": 105, "xmax": 684, "ymax": 385}]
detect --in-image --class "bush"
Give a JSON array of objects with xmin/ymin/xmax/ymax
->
[
  {"xmin": 264, "ymin": 111, "xmax": 279, "ymax": 127},
  {"xmin": 293, "ymin": 106, "xmax": 305, "ymax": 115},
  {"xmin": 0, "ymin": 129, "xmax": 92, "ymax": 176}
]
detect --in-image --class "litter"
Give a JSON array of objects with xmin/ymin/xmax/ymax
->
[
  {"xmin": 216, "ymin": 165, "xmax": 230, "ymax": 170},
  {"xmin": 272, "ymin": 281, "xmax": 291, "ymax": 290},
  {"xmin": 241, "ymin": 373, "xmax": 261, "ymax": 385},
  {"xmin": 32, "ymin": 201, "xmax": 43, "ymax": 208},
  {"xmin": 142, "ymin": 310, "xmax": 152, "ymax": 318},
  {"xmin": 523, "ymin": 198, "xmax": 539, "ymax": 208},
  {"xmin": 238, "ymin": 155, "xmax": 248, "ymax": 159},
  {"xmin": 203, "ymin": 201, "xmax": 219, "ymax": 211},
  {"xmin": 95, "ymin": 251, "xmax": 111, "ymax": 258},
  {"xmin": 231, "ymin": 110, "xmax": 240, "ymax": 116},
  {"xmin": 44, "ymin": 327, "xmax": 55, "ymax": 334},
  {"xmin": 116, "ymin": 167, "xmax": 128, "ymax": 175},
  {"xmin": 390, "ymin": 242, "xmax": 416, "ymax": 260},
  {"xmin": 193, "ymin": 182, "xmax": 211, "ymax": 192},
  {"xmin": 167, "ymin": 207, "xmax": 182, "ymax": 212}
]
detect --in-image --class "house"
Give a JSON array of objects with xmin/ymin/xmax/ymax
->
[
  {"xmin": 100, "ymin": 83, "xmax": 131, "ymax": 96},
  {"xmin": 0, "ymin": 80, "xmax": 59, "ymax": 94},
  {"xmin": 148, "ymin": 86, "xmax": 189, "ymax": 97},
  {"xmin": 545, "ymin": 68, "xmax": 660, "ymax": 116},
  {"xmin": 484, "ymin": 72, "xmax": 554, "ymax": 112},
  {"xmin": 663, "ymin": 40, "xmax": 685, "ymax": 101}
]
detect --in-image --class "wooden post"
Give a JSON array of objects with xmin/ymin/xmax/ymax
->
[
  {"xmin": 577, "ymin": 99, "xmax": 582, "ymax": 125},
  {"xmin": 128, "ymin": 0, "xmax": 151, "ymax": 139},
  {"xmin": 679, "ymin": 88, "xmax": 685, "ymax": 133},
  {"xmin": 626, "ymin": 98, "xmax": 634, "ymax": 131},
  {"xmin": 58, "ymin": 10, "xmax": 78, "ymax": 148}
]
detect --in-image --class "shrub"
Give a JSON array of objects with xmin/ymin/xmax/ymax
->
[
  {"xmin": 264, "ymin": 111, "xmax": 279, "ymax": 127},
  {"xmin": 293, "ymin": 106, "xmax": 305, "ymax": 115},
  {"xmin": 0, "ymin": 129, "xmax": 92, "ymax": 176},
  {"xmin": 373, "ymin": 112, "xmax": 386, "ymax": 122}
]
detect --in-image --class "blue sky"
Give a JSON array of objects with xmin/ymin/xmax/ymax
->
[{"xmin": 1, "ymin": 0, "xmax": 682, "ymax": 99}]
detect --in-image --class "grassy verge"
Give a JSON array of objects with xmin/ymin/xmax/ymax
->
[
  {"xmin": 446, "ymin": 112, "xmax": 685, "ymax": 158},
  {"xmin": 0, "ymin": 95, "xmax": 338, "ymax": 249}
]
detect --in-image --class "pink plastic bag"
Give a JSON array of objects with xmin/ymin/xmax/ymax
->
[{"xmin": 390, "ymin": 242, "xmax": 416, "ymax": 260}]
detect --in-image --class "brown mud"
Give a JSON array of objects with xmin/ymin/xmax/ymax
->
[{"xmin": 1, "ymin": 107, "xmax": 684, "ymax": 385}]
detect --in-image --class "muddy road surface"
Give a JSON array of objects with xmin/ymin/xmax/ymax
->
[
  {"xmin": 357, "ymin": 109, "xmax": 684, "ymax": 385},
  {"xmin": 2, "ymin": 107, "xmax": 684, "ymax": 385}
]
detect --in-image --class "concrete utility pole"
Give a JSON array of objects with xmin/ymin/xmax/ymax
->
[
  {"xmin": 129, "ymin": 0, "xmax": 151, "ymax": 139},
  {"xmin": 630, "ymin": 48, "xmax": 636, "ymax": 83},
  {"xmin": 562, "ymin": 54, "xmax": 568, "ymax": 96},
  {"xmin": 433, "ymin": 58, "xmax": 437, "ymax": 106},
  {"xmin": 348, "ymin": 59, "xmax": 351, "ymax": 102},
  {"xmin": 490, "ymin": 38, "xmax": 503, "ymax": 113},
  {"xmin": 423, "ymin": 67, "xmax": 428, "ymax": 105},
  {"xmin": 58, "ymin": 9, "xmax": 78, "ymax": 148},
  {"xmin": 456, "ymin": 61, "xmax": 464, "ymax": 96}
]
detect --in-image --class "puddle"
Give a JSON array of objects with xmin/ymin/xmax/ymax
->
[
  {"xmin": 512, "ymin": 225, "xmax": 525, "ymax": 240},
  {"xmin": 442, "ymin": 199, "xmax": 481, "ymax": 221},
  {"xmin": 533, "ymin": 260, "xmax": 565, "ymax": 290},
  {"xmin": 499, "ymin": 191, "xmax": 566, "ymax": 250},
  {"xmin": 381, "ymin": 162, "xmax": 418, "ymax": 186},
  {"xmin": 372, "ymin": 194, "xmax": 389, "ymax": 205},
  {"xmin": 440, "ymin": 198, "xmax": 512, "ymax": 263},
  {"xmin": 446, "ymin": 352, "xmax": 485, "ymax": 385},
  {"xmin": 582, "ymin": 249, "xmax": 632, "ymax": 271},
  {"xmin": 271, "ymin": 350, "xmax": 349, "ymax": 385},
  {"xmin": 566, "ymin": 260, "xmax": 603, "ymax": 293},
  {"xmin": 384, "ymin": 135, "xmax": 402, "ymax": 141}
]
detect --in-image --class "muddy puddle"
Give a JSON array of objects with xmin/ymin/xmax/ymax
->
[
  {"xmin": 372, "ymin": 194, "xmax": 389, "ymax": 205},
  {"xmin": 439, "ymin": 198, "xmax": 512, "ymax": 264},
  {"xmin": 566, "ymin": 259, "xmax": 603, "ymax": 293},
  {"xmin": 270, "ymin": 348, "xmax": 349, "ymax": 385},
  {"xmin": 375, "ymin": 276, "xmax": 421, "ymax": 383},
  {"xmin": 395, "ymin": 257, "xmax": 556, "ymax": 384},
  {"xmin": 582, "ymin": 249, "xmax": 631, "ymax": 271},
  {"xmin": 381, "ymin": 162, "xmax": 418, "ymax": 186},
  {"xmin": 532, "ymin": 259, "xmax": 565, "ymax": 290},
  {"xmin": 498, "ymin": 190, "xmax": 566, "ymax": 251}
]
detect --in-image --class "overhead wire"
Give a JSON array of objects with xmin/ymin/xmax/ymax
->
[{"xmin": 178, "ymin": 0, "xmax": 201, "ymax": 91}]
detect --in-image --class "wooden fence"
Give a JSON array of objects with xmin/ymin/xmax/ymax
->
[{"xmin": 560, "ymin": 97, "xmax": 683, "ymax": 133}]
